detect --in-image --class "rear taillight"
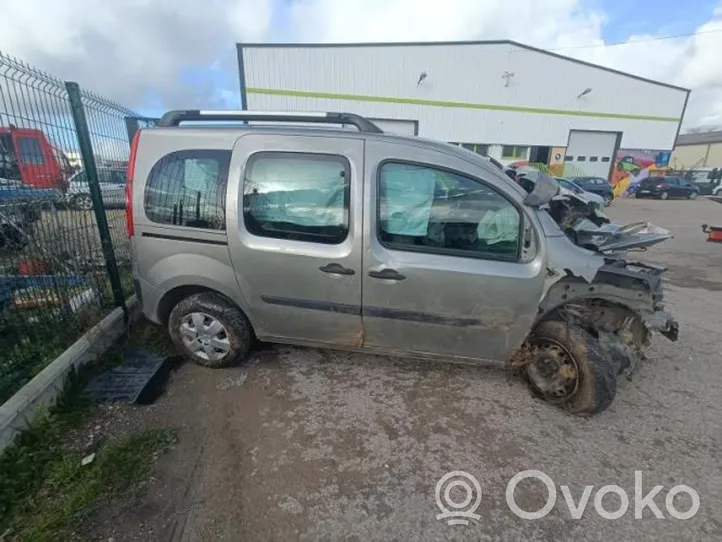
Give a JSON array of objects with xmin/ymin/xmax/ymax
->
[{"xmin": 126, "ymin": 130, "xmax": 140, "ymax": 237}]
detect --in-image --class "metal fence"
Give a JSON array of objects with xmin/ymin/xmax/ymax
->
[{"xmin": 0, "ymin": 51, "xmax": 144, "ymax": 403}]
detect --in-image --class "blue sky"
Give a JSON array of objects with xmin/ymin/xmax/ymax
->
[{"xmin": 596, "ymin": 0, "xmax": 718, "ymax": 41}]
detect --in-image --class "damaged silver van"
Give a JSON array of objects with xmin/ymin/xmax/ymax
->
[{"xmin": 128, "ymin": 111, "xmax": 678, "ymax": 416}]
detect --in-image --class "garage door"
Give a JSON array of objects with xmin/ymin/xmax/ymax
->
[
  {"xmin": 368, "ymin": 118, "xmax": 418, "ymax": 136},
  {"xmin": 565, "ymin": 130, "xmax": 619, "ymax": 180}
]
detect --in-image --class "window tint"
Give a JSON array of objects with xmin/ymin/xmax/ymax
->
[
  {"xmin": 502, "ymin": 146, "xmax": 528, "ymax": 159},
  {"xmin": 243, "ymin": 152, "xmax": 350, "ymax": 244},
  {"xmin": 17, "ymin": 137, "xmax": 44, "ymax": 165},
  {"xmin": 378, "ymin": 162, "xmax": 520, "ymax": 261},
  {"xmin": 144, "ymin": 150, "xmax": 230, "ymax": 230},
  {"xmin": 98, "ymin": 169, "xmax": 125, "ymax": 184}
]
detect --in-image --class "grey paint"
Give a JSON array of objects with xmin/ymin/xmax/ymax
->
[{"xmin": 131, "ymin": 119, "xmax": 668, "ymax": 365}]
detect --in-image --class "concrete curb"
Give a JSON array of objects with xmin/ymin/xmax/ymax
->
[{"xmin": 0, "ymin": 296, "xmax": 139, "ymax": 452}]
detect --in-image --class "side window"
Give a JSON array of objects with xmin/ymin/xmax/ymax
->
[
  {"xmin": 17, "ymin": 137, "xmax": 44, "ymax": 165},
  {"xmin": 243, "ymin": 152, "xmax": 350, "ymax": 245},
  {"xmin": 666, "ymin": 178, "xmax": 679, "ymax": 186},
  {"xmin": 144, "ymin": 149, "xmax": 230, "ymax": 230},
  {"xmin": 378, "ymin": 162, "xmax": 521, "ymax": 262}
]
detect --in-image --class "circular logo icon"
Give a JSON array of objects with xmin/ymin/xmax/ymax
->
[{"xmin": 435, "ymin": 471, "xmax": 483, "ymax": 525}]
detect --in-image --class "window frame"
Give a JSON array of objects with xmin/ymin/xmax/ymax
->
[
  {"xmin": 17, "ymin": 136, "xmax": 45, "ymax": 165},
  {"xmin": 375, "ymin": 159, "xmax": 524, "ymax": 263},
  {"xmin": 501, "ymin": 145, "xmax": 528, "ymax": 160},
  {"xmin": 242, "ymin": 150, "xmax": 352, "ymax": 245},
  {"xmin": 143, "ymin": 148, "xmax": 231, "ymax": 231}
]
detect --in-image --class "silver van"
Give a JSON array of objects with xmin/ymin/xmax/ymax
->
[{"xmin": 128, "ymin": 110, "xmax": 678, "ymax": 415}]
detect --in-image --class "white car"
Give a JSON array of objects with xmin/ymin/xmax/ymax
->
[{"xmin": 65, "ymin": 167, "xmax": 127, "ymax": 210}]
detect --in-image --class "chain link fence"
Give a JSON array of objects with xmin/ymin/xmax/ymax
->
[{"xmin": 0, "ymin": 51, "xmax": 149, "ymax": 403}]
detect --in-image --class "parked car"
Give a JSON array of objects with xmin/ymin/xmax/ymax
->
[
  {"xmin": 128, "ymin": 110, "xmax": 679, "ymax": 416},
  {"xmin": 0, "ymin": 177, "xmax": 54, "ymax": 250},
  {"xmin": 569, "ymin": 176, "xmax": 614, "ymax": 205},
  {"xmin": 0, "ymin": 126, "xmax": 72, "ymax": 191},
  {"xmin": 66, "ymin": 167, "xmax": 127, "ymax": 210},
  {"xmin": 554, "ymin": 177, "xmax": 605, "ymax": 208},
  {"xmin": 635, "ymin": 176, "xmax": 700, "ymax": 200}
]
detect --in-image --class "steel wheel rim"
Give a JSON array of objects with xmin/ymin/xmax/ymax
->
[
  {"xmin": 180, "ymin": 312, "xmax": 231, "ymax": 361},
  {"xmin": 525, "ymin": 338, "xmax": 580, "ymax": 402},
  {"xmin": 76, "ymin": 195, "xmax": 93, "ymax": 210}
]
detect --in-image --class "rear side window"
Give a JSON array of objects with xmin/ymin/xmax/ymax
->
[
  {"xmin": 144, "ymin": 150, "xmax": 230, "ymax": 230},
  {"xmin": 243, "ymin": 152, "xmax": 350, "ymax": 244},
  {"xmin": 17, "ymin": 137, "xmax": 44, "ymax": 165}
]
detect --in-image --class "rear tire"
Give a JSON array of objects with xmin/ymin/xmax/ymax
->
[
  {"xmin": 524, "ymin": 320, "xmax": 617, "ymax": 416},
  {"xmin": 168, "ymin": 292, "xmax": 253, "ymax": 368},
  {"xmin": 72, "ymin": 194, "xmax": 94, "ymax": 211}
]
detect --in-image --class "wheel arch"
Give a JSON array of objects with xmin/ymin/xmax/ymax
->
[{"xmin": 156, "ymin": 284, "xmax": 253, "ymax": 330}]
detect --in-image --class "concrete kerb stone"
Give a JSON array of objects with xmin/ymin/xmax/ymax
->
[{"xmin": 0, "ymin": 296, "xmax": 139, "ymax": 452}]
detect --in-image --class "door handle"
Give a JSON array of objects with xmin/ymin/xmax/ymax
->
[
  {"xmin": 319, "ymin": 263, "xmax": 355, "ymax": 276},
  {"xmin": 368, "ymin": 268, "xmax": 406, "ymax": 281}
]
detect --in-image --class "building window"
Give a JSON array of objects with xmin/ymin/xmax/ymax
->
[
  {"xmin": 458, "ymin": 143, "xmax": 490, "ymax": 156},
  {"xmin": 243, "ymin": 152, "xmax": 350, "ymax": 245},
  {"xmin": 589, "ymin": 156, "xmax": 599, "ymax": 162},
  {"xmin": 577, "ymin": 156, "xmax": 587, "ymax": 162},
  {"xmin": 565, "ymin": 156, "xmax": 574, "ymax": 162},
  {"xmin": 378, "ymin": 162, "xmax": 520, "ymax": 262},
  {"xmin": 144, "ymin": 150, "xmax": 230, "ymax": 230},
  {"xmin": 502, "ymin": 146, "xmax": 528, "ymax": 159},
  {"xmin": 601, "ymin": 157, "xmax": 610, "ymax": 162}
]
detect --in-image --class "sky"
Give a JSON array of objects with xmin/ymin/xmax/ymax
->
[{"xmin": 1, "ymin": 0, "xmax": 722, "ymax": 132}]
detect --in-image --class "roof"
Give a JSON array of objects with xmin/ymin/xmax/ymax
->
[
  {"xmin": 676, "ymin": 130, "xmax": 722, "ymax": 146},
  {"xmin": 237, "ymin": 40, "xmax": 690, "ymax": 94}
]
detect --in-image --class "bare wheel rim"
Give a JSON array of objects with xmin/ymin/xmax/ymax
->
[
  {"xmin": 75, "ymin": 195, "xmax": 93, "ymax": 210},
  {"xmin": 180, "ymin": 312, "xmax": 231, "ymax": 361},
  {"xmin": 525, "ymin": 338, "xmax": 580, "ymax": 402}
]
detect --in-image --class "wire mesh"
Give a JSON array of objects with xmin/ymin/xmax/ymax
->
[{"xmin": 0, "ymin": 50, "xmax": 140, "ymax": 403}]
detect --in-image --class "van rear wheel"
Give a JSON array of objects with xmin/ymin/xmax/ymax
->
[{"xmin": 168, "ymin": 292, "xmax": 253, "ymax": 368}]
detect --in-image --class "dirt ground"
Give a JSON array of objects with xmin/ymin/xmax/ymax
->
[{"xmin": 86, "ymin": 197, "xmax": 722, "ymax": 541}]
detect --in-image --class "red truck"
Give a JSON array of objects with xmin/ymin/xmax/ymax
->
[{"xmin": 0, "ymin": 126, "xmax": 72, "ymax": 191}]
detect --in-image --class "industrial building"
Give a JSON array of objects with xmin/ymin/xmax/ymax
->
[
  {"xmin": 671, "ymin": 130, "xmax": 722, "ymax": 169},
  {"xmin": 237, "ymin": 40, "xmax": 689, "ymax": 187}
]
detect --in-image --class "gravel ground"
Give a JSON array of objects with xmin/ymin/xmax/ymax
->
[{"xmin": 89, "ymin": 197, "xmax": 722, "ymax": 542}]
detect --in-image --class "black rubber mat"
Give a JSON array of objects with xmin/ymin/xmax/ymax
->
[{"xmin": 84, "ymin": 349, "xmax": 172, "ymax": 404}]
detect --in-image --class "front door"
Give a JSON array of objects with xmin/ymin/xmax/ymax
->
[
  {"xmin": 361, "ymin": 140, "xmax": 547, "ymax": 362},
  {"xmin": 226, "ymin": 133, "xmax": 364, "ymax": 346}
]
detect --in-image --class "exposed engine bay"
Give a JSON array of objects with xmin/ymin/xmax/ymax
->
[{"xmin": 511, "ymin": 170, "xmax": 679, "ymax": 413}]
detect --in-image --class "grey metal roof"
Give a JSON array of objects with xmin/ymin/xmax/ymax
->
[
  {"xmin": 676, "ymin": 130, "xmax": 722, "ymax": 146},
  {"xmin": 237, "ymin": 40, "xmax": 690, "ymax": 93}
]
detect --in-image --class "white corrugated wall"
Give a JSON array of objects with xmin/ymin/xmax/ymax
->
[{"xmin": 240, "ymin": 42, "xmax": 687, "ymax": 151}]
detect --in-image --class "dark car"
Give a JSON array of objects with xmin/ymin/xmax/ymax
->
[
  {"xmin": 570, "ymin": 176, "xmax": 614, "ymax": 206},
  {"xmin": 635, "ymin": 176, "xmax": 699, "ymax": 200}
]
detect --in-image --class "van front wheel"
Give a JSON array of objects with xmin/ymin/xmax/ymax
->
[{"xmin": 168, "ymin": 292, "xmax": 253, "ymax": 368}]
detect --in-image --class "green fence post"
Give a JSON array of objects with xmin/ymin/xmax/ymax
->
[{"xmin": 65, "ymin": 81, "xmax": 126, "ymax": 314}]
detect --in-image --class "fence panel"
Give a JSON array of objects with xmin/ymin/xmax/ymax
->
[{"xmin": 0, "ymin": 51, "xmax": 140, "ymax": 404}]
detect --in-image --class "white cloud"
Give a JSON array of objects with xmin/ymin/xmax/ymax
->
[
  {"xmin": 0, "ymin": 0, "xmax": 273, "ymax": 108},
  {"xmin": 288, "ymin": 0, "xmax": 722, "ymax": 130},
  {"xmin": 1, "ymin": 0, "xmax": 721, "ymax": 131}
]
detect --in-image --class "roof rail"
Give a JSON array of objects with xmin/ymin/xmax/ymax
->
[{"xmin": 156, "ymin": 110, "xmax": 384, "ymax": 133}]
